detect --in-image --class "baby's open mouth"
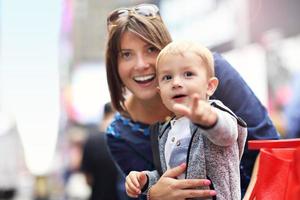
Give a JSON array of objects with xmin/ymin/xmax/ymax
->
[{"xmin": 172, "ymin": 94, "xmax": 187, "ymax": 99}]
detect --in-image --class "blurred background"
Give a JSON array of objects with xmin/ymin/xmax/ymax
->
[{"xmin": 0, "ymin": 0, "xmax": 300, "ymax": 199}]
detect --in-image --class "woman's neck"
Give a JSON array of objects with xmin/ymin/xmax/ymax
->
[{"xmin": 125, "ymin": 95, "xmax": 172, "ymax": 124}]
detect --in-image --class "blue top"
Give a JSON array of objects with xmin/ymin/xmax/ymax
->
[{"xmin": 107, "ymin": 52, "xmax": 279, "ymax": 196}]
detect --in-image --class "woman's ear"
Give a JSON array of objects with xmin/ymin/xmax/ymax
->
[{"xmin": 206, "ymin": 77, "xmax": 219, "ymax": 97}]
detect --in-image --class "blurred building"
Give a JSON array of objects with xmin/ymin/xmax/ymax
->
[
  {"xmin": 59, "ymin": 0, "xmax": 300, "ymax": 132},
  {"xmin": 64, "ymin": 0, "xmax": 158, "ymax": 70},
  {"xmin": 63, "ymin": 0, "xmax": 300, "ymax": 69},
  {"xmin": 0, "ymin": 0, "xmax": 300, "ymax": 199}
]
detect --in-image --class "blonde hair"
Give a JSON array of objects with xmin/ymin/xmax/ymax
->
[{"xmin": 156, "ymin": 41, "xmax": 214, "ymax": 77}]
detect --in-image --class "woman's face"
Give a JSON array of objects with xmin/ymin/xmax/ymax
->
[{"xmin": 118, "ymin": 31, "xmax": 160, "ymax": 100}]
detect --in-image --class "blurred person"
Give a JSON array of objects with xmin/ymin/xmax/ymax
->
[
  {"xmin": 105, "ymin": 3, "xmax": 279, "ymax": 199},
  {"xmin": 63, "ymin": 125, "xmax": 90, "ymax": 200},
  {"xmin": 260, "ymin": 30, "xmax": 291, "ymax": 134},
  {"xmin": 99, "ymin": 102, "xmax": 115, "ymax": 132},
  {"xmin": 0, "ymin": 113, "xmax": 21, "ymax": 200},
  {"xmin": 125, "ymin": 41, "xmax": 247, "ymax": 200},
  {"xmin": 81, "ymin": 102, "xmax": 127, "ymax": 200},
  {"xmin": 63, "ymin": 126, "xmax": 86, "ymax": 182},
  {"xmin": 284, "ymin": 72, "xmax": 300, "ymax": 138},
  {"xmin": 33, "ymin": 176, "xmax": 50, "ymax": 200}
]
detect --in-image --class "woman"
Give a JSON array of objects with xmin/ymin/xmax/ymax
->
[{"xmin": 105, "ymin": 3, "xmax": 279, "ymax": 199}]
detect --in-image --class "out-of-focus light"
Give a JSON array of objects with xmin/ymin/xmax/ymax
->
[
  {"xmin": 13, "ymin": 76, "xmax": 60, "ymax": 176},
  {"xmin": 1, "ymin": 0, "xmax": 62, "ymax": 176},
  {"xmin": 0, "ymin": 112, "xmax": 15, "ymax": 136},
  {"xmin": 67, "ymin": 63, "xmax": 110, "ymax": 124}
]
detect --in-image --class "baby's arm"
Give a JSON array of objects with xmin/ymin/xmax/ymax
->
[
  {"xmin": 203, "ymin": 103, "xmax": 238, "ymax": 146},
  {"xmin": 173, "ymin": 94, "xmax": 238, "ymax": 146},
  {"xmin": 126, "ymin": 170, "xmax": 160, "ymax": 197},
  {"xmin": 125, "ymin": 171, "xmax": 148, "ymax": 198}
]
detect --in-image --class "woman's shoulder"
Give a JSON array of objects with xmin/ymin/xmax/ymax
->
[
  {"xmin": 106, "ymin": 112, "xmax": 150, "ymax": 138},
  {"xmin": 212, "ymin": 52, "xmax": 238, "ymax": 75}
]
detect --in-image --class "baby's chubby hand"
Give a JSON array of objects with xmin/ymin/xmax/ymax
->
[
  {"xmin": 173, "ymin": 94, "xmax": 217, "ymax": 127},
  {"xmin": 125, "ymin": 171, "xmax": 148, "ymax": 198}
]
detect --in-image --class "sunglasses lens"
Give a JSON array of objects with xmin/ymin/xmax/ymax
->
[
  {"xmin": 107, "ymin": 4, "xmax": 159, "ymax": 26},
  {"xmin": 135, "ymin": 4, "xmax": 159, "ymax": 17}
]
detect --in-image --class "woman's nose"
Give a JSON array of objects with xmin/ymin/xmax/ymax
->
[{"xmin": 135, "ymin": 54, "xmax": 150, "ymax": 70}]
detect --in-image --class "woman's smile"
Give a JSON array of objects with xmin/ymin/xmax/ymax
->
[{"xmin": 133, "ymin": 74, "xmax": 156, "ymax": 84}]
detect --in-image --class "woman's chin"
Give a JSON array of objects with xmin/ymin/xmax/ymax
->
[{"xmin": 134, "ymin": 90, "xmax": 159, "ymax": 101}]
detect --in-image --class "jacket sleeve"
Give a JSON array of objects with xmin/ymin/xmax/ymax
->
[
  {"xmin": 142, "ymin": 170, "xmax": 160, "ymax": 194},
  {"xmin": 200, "ymin": 101, "xmax": 239, "ymax": 146}
]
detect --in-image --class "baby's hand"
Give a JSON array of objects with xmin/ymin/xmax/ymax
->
[
  {"xmin": 173, "ymin": 94, "xmax": 217, "ymax": 127},
  {"xmin": 125, "ymin": 171, "xmax": 148, "ymax": 198}
]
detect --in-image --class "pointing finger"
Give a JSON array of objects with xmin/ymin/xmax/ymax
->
[{"xmin": 173, "ymin": 104, "xmax": 191, "ymax": 117}]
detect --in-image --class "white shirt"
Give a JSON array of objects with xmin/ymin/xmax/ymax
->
[{"xmin": 164, "ymin": 117, "xmax": 191, "ymax": 170}]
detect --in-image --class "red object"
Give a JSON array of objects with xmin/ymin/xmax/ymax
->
[
  {"xmin": 248, "ymin": 139, "xmax": 300, "ymax": 200},
  {"xmin": 248, "ymin": 138, "xmax": 300, "ymax": 149}
]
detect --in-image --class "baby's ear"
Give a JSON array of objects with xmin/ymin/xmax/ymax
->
[
  {"xmin": 156, "ymin": 86, "xmax": 161, "ymax": 94},
  {"xmin": 206, "ymin": 77, "xmax": 219, "ymax": 97}
]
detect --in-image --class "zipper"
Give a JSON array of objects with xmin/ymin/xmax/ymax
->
[{"xmin": 185, "ymin": 127, "xmax": 198, "ymax": 178}]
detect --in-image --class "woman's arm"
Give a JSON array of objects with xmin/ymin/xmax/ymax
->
[{"xmin": 107, "ymin": 134, "xmax": 152, "ymax": 175}]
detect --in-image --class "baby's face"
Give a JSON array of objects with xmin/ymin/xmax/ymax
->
[{"xmin": 157, "ymin": 52, "xmax": 210, "ymax": 114}]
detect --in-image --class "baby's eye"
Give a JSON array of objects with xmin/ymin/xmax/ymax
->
[
  {"xmin": 162, "ymin": 75, "xmax": 172, "ymax": 81},
  {"xmin": 119, "ymin": 51, "xmax": 132, "ymax": 60},
  {"xmin": 184, "ymin": 71, "xmax": 194, "ymax": 77}
]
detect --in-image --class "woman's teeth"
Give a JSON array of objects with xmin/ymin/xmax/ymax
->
[{"xmin": 133, "ymin": 74, "xmax": 155, "ymax": 82}]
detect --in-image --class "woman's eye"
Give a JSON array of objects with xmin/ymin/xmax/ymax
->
[
  {"xmin": 184, "ymin": 71, "xmax": 193, "ymax": 77},
  {"xmin": 120, "ymin": 51, "xmax": 132, "ymax": 60},
  {"xmin": 147, "ymin": 46, "xmax": 158, "ymax": 53},
  {"xmin": 162, "ymin": 75, "xmax": 172, "ymax": 81}
]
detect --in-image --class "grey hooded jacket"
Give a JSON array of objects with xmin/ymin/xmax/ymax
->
[{"xmin": 144, "ymin": 100, "xmax": 247, "ymax": 200}]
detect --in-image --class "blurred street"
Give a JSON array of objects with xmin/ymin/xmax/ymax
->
[{"xmin": 1, "ymin": 0, "xmax": 300, "ymax": 199}]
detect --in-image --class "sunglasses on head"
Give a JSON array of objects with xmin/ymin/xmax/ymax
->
[{"xmin": 107, "ymin": 4, "xmax": 160, "ymax": 27}]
